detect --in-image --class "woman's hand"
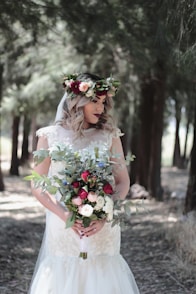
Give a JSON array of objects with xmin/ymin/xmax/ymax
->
[
  {"xmin": 72, "ymin": 219, "xmax": 106, "ymax": 237},
  {"xmin": 82, "ymin": 219, "xmax": 106, "ymax": 237},
  {"xmin": 71, "ymin": 220, "xmax": 84, "ymax": 236}
]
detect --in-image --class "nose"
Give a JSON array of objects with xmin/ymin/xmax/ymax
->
[{"xmin": 96, "ymin": 102, "xmax": 104, "ymax": 113}]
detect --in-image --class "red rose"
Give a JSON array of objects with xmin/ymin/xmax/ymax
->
[
  {"xmin": 72, "ymin": 181, "xmax": 80, "ymax": 188},
  {"xmin": 81, "ymin": 170, "xmax": 90, "ymax": 182},
  {"xmin": 78, "ymin": 188, "xmax": 88, "ymax": 199},
  {"xmin": 96, "ymin": 89, "xmax": 108, "ymax": 96},
  {"xmin": 70, "ymin": 81, "xmax": 81, "ymax": 94},
  {"xmin": 103, "ymin": 183, "xmax": 113, "ymax": 194}
]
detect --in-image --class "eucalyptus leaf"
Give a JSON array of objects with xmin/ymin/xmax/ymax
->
[
  {"xmin": 33, "ymin": 149, "xmax": 50, "ymax": 165},
  {"xmin": 66, "ymin": 213, "xmax": 76, "ymax": 228},
  {"xmin": 124, "ymin": 202, "xmax": 131, "ymax": 218}
]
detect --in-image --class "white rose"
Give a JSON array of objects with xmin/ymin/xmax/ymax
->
[
  {"xmin": 94, "ymin": 196, "xmax": 105, "ymax": 210},
  {"xmin": 85, "ymin": 89, "xmax": 94, "ymax": 97},
  {"xmin": 106, "ymin": 210, "xmax": 114, "ymax": 221},
  {"xmin": 79, "ymin": 204, "xmax": 93, "ymax": 217},
  {"xmin": 103, "ymin": 196, "xmax": 114, "ymax": 214}
]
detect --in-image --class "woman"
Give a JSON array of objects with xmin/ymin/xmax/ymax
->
[{"xmin": 29, "ymin": 72, "xmax": 140, "ymax": 293}]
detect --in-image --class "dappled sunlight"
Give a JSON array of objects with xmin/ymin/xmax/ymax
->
[{"xmin": 0, "ymin": 193, "xmax": 45, "ymax": 221}]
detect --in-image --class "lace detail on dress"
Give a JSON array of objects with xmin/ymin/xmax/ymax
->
[{"xmin": 46, "ymin": 211, "xmax": 120, "ymax": 258}]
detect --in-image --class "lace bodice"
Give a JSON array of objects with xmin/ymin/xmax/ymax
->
[{"xmin": 36, "ymin": 124, "xmax": 121, "ymax": 151}]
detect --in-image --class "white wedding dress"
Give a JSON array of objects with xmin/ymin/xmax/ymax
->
[{"xmin": 29, "ymin": 125, "xmax": 140, "ymax": 294}]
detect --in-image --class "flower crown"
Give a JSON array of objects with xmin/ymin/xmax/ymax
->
[{"xmin": 62, "ymin": 73, "xmax": 120, "ymax": 100}]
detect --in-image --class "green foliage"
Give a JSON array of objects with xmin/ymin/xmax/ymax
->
[
  {"xmin": 33, "ymin": 149, "xmax": 50, "ymax": 165},
  {"xmin": 65, "ymin": 213, "xmax": 76, "ymax": 229},
  {"xmin": 24, "ymin": 170, "xmax": 58, "ymax": 194},
  {"xmin": 1, "ymin": 0, "xmax": 195, "ymax": 179}
]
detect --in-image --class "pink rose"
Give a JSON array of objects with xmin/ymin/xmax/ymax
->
[
  {"xmin": 79, "ymin": 82, "xmax": 89, "ymax": 92},
  {"xmin": 81, "ymin": 170, "xmax": 90, "ymax": 182},
  {"xmin": 78, "ymin": 188, "xmax": 88, "ymax": 199},
  {"xmin": 103, "ymin": 183, "xmax": 113, "ymax": 194},
  {"xmin": 87, "ymin": 192, "xmax": 98, "ymax": 202},
  {"xmin": 72, "ymin": 196, "xmax": 83, "ymax": 206}
]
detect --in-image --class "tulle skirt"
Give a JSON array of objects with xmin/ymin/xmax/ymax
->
[{"xmin": 29, "ymin": 254, "xmax": 140, "ymax": 294}]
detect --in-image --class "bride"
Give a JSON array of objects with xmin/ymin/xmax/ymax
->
[{"xmin": 28, "ymin": 72, "xmax": 140, "ymax": 293}]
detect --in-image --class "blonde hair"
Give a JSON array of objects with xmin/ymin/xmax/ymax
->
[{"xmin": 59, "ymin": 94, "xmax": 117, "ymax": 137}]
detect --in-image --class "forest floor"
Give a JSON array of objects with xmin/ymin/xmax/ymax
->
[{"xmin": 0, "ymin": 165, "xmax": 195, "ymax": 294}]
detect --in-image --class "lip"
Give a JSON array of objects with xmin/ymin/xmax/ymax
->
[{"xmin": 94, "ymin": 114, "xmax": 101, "ymax": 118}]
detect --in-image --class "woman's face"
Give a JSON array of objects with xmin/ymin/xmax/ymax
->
[{"xmin": 83, "ymin": 95, "xmax": 106, "ymax": 129}]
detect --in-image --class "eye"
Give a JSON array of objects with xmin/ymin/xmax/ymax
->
[
  {"xmin": 91, "ymin": 98, "xmax": 98, "ymax": 103},
  {"xmin": 91, "ymin": 96, "xmax": 106, "ymax": 105}
]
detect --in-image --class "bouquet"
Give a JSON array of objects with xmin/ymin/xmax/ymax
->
[{"xmin": 25, "ymin": 143, "xmax": 132, "ymax": 259}]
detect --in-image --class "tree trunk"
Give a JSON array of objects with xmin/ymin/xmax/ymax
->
[
  {"xmin": 148, "ymin": 60, "xmax": 166, "ymax": 200},
  {"xmin": 135, "ymin": 77, "xmax": 155, "ymax": 189},
  {"xmin": 130, "ymin": 122, "xmax": 139, "ymax": 185},
  {"xmin": 172, "ymin": 101, "xmax": 182, "ymax": 168},
  {"xmin": 20, "ymin": 114, "xmax": 30, "ymax": 165},
  {"xmin": 0, "ymin": 63, "xmax": 5, "ymax": 191},
  {"xmin": 10, "ymin": 115, "xmax": 20, "ymax": 176},
  {"xmin": 182, "ymin": 119, "xmax": 190, "ymax": 168},
  {"xmin": 184, "ymin": 103, "xmax": 196, "ymax": 213},
  {"xmin": 0, "ymin": 166, "xmax": 5, "ymax": 191},
  {"xmin": 31, "ymin": 115, "xmax": 38, "ymax": 152}
]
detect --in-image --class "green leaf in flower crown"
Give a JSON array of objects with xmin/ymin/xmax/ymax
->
[{"xmin": 33, "ymin": 149, "xmax": 50, "ymax": 165}]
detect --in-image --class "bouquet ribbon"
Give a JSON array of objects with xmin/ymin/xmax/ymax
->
[{"xmin": 79, "ymin": 236, "xmax": 88, "ymax": 260}]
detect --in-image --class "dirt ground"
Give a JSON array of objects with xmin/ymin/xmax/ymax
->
[{"xmin": 0, "ymin": 167, "xmax": 195, "ymax": 294}]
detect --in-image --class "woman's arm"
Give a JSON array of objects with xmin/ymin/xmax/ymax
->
[
  {"xmin": 31, "ymin": 136, "xmax": 70, "ymax": 223},
  {"xmin": 110, "ymin": 137, "xmax": 130, "ymax": 200}
]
